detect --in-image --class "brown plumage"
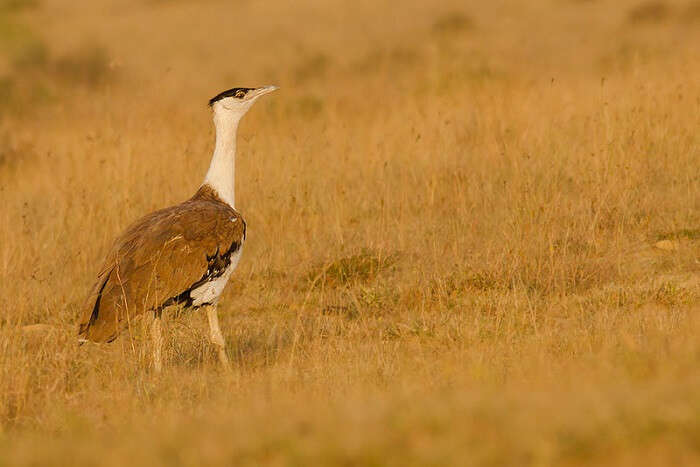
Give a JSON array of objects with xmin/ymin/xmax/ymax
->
[{"xmin": 78, "ymin": 185, "xmax": 246, "ymax": 343}]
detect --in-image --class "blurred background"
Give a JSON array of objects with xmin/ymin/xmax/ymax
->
[{"xmin": 1, "ymin": 0, "xmax": 698, "ymax": 114}]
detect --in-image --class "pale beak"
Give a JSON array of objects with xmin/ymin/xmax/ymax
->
[{"xmin": 251, "ymin": 85, "xmax": 279, "ymax": 98}]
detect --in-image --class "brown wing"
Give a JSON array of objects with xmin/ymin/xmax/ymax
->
[{"xmin": 78, "ymin": 191, "xmax": 245, "ymax": 343}]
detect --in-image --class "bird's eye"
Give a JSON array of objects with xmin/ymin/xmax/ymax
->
[{"xmin": 234, "ymin": 90, "xmax": 246, "ymax": 98}]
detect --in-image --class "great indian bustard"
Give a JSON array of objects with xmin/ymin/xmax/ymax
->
[{"xmin": 78, "ymin": 85, "xmax": 278, "ymax": 371}]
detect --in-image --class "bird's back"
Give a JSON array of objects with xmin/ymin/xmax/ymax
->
[{"xmin": 78, "ymin": 186, "xmax": 246, "ymax": 343}]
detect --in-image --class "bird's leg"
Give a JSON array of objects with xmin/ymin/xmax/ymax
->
[
  {"xmin": 206, "ymin": 306, "xmax": 231, "ymax": 371},
  {"xmin": 151, "ymin": 311, "xmax": 163, "ymax": 373}
]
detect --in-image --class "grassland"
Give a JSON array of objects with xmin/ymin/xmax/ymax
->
[{"xmin": 1, "ymin": 0, "xmax": 699, "ymax": 465}]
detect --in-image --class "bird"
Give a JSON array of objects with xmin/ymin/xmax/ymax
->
[{"xmin": 77, "ymin": 85, "xmax": 278, "ymax": 371}]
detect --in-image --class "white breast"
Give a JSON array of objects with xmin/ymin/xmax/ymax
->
[{"xmin": 190, "ymin": 246, "xmax": 243, "ymax": 307}]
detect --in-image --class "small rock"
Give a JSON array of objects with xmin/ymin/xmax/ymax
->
[
  {"xmin": 654, "ymin": 239, "xmax": 680, "ymax": 251},
  {"xmin": 20, "ymin": 324, "xmax": 57, "ymax": 334}
]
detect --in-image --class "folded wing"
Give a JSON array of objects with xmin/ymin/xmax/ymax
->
[{"xmin": 78, "ymin": 194, "xmax": 245, "ymax": 343}]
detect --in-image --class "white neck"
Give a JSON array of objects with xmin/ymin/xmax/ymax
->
[{"xmin": 202, "ymin": 109, "xmax": 243, "ymax": 207}]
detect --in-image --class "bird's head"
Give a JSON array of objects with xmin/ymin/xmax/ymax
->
[{"xmin": 209, "ymin": 85, "xmax": 278, "ymax": 121}]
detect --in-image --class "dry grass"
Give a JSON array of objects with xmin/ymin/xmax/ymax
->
[{"xmin": 1, "ymin": 0, "xmax": 699, "ymax": 465}]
